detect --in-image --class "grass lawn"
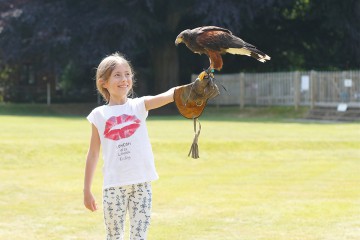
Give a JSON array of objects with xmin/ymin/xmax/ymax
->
[{"xmin": 0, "ymin": 108, "xmax": 359, "ymax": 240}]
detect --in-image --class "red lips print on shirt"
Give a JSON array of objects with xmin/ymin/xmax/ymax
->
[{"xmin": 104, "ymin": 115, "xmax": 141, "ymax": 140}]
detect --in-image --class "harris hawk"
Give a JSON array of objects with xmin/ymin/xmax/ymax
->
[{"xmin": 175, "ymin": 26, "xmax": 271, "ymax": 72}]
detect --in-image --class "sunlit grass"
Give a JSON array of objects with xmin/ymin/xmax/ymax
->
[{"xmin": 0, "ymin": 114, "xmax": 359, "ymax": 240}]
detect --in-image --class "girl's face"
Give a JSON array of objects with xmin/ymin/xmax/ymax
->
[{"xmin": 103, "ymin": 62, "xmax": 133, "ymax": 99}]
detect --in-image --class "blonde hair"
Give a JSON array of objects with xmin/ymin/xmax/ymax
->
[{"xmin": 96, "ymin": 52, "xmax": 135, "ymax": 102}]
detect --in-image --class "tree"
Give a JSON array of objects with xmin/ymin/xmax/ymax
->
[
  {"xmin": 0, "ymin": 0, "xmax": 163, "ymax": 98},
  {"xmin": 304, "ymin": 0, "xmax": 360, "ymax": 69},
  {"xmin": 1, "ymin": 0, "xmax": 359, "ymax": 103},
  {"xmin": 1, "ymin": 0, "xmax": 276, "ymax": 95},
  {"xmin": 240, "ymin": 0, "xmax": 360, "ymax": 71}
]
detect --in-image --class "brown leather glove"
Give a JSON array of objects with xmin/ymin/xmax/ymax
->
[{"xmin": 174, "ymin": 70, "xmax": 220, "ymax": 119}]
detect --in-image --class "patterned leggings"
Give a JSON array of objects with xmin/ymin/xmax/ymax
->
[{"xmin": 103, "ymin": 182, "xmax": 152, "ymax": 240}]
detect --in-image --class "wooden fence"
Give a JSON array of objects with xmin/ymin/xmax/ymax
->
[{"xmin": 192, "ymin": 70, "xmax": 360, "ymax": 109}]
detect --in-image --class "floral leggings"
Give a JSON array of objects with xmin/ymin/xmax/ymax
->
[{"xmin": 103, "ymin": 182, "xmax": 152, "ymax": 240}]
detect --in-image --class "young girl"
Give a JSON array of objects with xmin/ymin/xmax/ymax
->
[{"xmin": 83, "ymin": 52, "xmax": 175, "ymax": 239}]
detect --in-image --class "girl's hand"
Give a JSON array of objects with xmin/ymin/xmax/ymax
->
[{"xmin": 84, "ymin": 190, "xmax": 98, "ymax": 212}]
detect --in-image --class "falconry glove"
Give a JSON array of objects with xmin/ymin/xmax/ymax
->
[
  {"xmin": 174, "ymin": 70, "xmax": 219, "ymax": 119},
  {"xmin": 174, "ymin": 70, "xmax": 220, "ymax": 158}
]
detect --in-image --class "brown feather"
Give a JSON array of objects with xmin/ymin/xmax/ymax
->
[
  {"xmin": 206, "ymin": 50, "xmax": 223, "ymax": 71},
  {"xmin": 175, "ymin": 26, "xmax": 270, "ymax": 71}
]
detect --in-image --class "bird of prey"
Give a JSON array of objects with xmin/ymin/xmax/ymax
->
[{"xmin": 175, "ymin": 26, "xmax": 270, "ymax": 72}]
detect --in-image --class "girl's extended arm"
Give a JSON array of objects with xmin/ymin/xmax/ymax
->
[
  {"xmin": 83, "ymin": 123, "xmax": 101, "ymax": 212},
  {"xmin": 144, "ymin": 87, "xmax": 175, "ymax": 111}
]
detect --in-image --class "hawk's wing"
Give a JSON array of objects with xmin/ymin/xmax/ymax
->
[
  {"xmin": 196, "ymin": 27, "xmax": 270, "ymax": 64},
  {"xmin": 194, "ymin": 27, "xmax": 245, "ymax": 70},
  {"xmin": 196, "ymin": 27, "xmax": 248, "ymax": 52}
]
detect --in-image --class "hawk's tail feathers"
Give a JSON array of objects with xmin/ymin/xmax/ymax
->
[
  {"xmin": 247, "ymin": 46, "xmax": 270, "ymax": 63},
  {"xmin": 226, "ymin": 47, "xmax": 271, "ymax": 63},
  {"xmin": 251, "ymin": 51, "xmax": 271, "ymax": 63}
]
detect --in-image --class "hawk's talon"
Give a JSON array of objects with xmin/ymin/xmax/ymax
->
[
  {"xmin": 198, "ymin": 71, "xmax": 208, "ymax": 81},
  {"xmin": 198, "ymin": 69, "xmax": 215, "ymax": 81}
]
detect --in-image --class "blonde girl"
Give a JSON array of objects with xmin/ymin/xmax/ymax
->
[{"xmin": 84, "ymin": 52, "xmax": 175, "ymax": 239}]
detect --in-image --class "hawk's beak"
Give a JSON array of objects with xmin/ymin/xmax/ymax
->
[{"xmin": 175, "ymin": 37, "xmax": 182, "ymax": 46}]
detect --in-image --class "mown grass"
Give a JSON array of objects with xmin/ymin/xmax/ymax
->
[{"xmin": 0, "ymin": 108, "xmax": 359, "ymax": 240}]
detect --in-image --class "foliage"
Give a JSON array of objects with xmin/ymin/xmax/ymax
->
[
  {"xmin": 304, "ymin": 0, "xmax": 360, "ymax": 69},
  {"xmin": 0, "ymin": 64, "xmax": 12, "ymax": 83},
  {"xmin": 0, "ymin": 0, "xmax": 359, "ymax": 101}
]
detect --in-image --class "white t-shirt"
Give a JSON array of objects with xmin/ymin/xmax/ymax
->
[{"xmin": 87, "ymin": 97, "xmax": 159, "ymax": 188}]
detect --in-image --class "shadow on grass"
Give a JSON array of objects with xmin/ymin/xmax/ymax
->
[
  {"xmin": 0, "ymin": 103, "xmax": 96, "ymax": 118},
  {"xmin": 1, "ymin": 103, "xmax": 353, "ymax": 124},
  {"xmin": 149, "ymin": 105, "xmax": 317, "ymax": 124}
]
